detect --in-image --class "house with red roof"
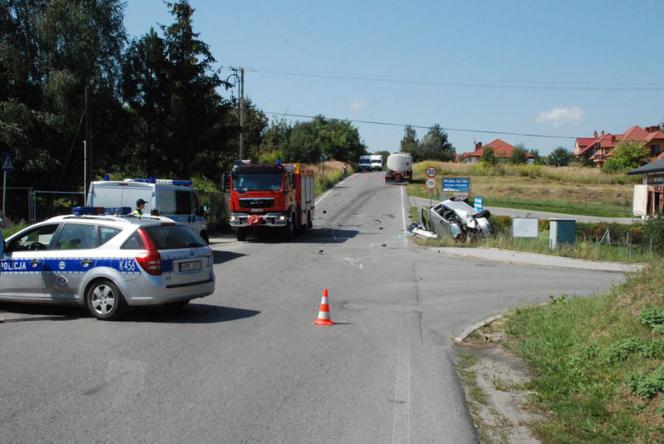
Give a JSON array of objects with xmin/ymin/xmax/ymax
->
[
  {"xmin": 459, "ymin": 139, "xmax": 534, "ymax": 164},
  {"xmin": 575, "ymin": 125, "xmax": 664, "ymax": 167}
]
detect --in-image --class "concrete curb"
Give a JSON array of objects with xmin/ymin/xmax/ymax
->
[{"xmin": 453, "ymin": 313, "xmax": 505, "ymax": 344}]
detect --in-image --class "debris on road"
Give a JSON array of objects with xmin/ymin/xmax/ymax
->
[{"xmin": 406, "ymin": 222, "xmax": 439, "ymax": 240}]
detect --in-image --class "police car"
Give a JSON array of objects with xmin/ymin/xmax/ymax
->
[{"xmin": 0, "ymin": 207, "xmax": 215, "ymax": 320}]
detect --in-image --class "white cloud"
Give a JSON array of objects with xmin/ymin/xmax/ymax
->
[
  {"xmin": 536, "ymin": 106, "xmax": 584, "ymax": 127},
  {"xmin": 350, "ymin": 101, "xmax": 367, "ymax": 114}
]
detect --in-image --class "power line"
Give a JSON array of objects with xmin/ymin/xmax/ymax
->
[
  {"xmin": 264, "ymin": 111, "xmax": 579, "ymax": 140},
  {"xmin": 247, "ymin": 67, "xmax": 664, "ymax": 92}
]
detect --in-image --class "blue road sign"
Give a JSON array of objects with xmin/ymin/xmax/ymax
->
[
  {"xmin": 442, "ymin": 177, "xmax": 470, "ymax": 193},
  {"xmin": 473, "ymin": 196, "xmax": 484, "ymax": 212},
  {"xmin": 1, "ymin": 153, "xmax": 14, "ymax": 172}
]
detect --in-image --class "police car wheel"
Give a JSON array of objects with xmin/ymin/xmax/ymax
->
[{"xmin": 86, "ymin": 280, "xmax": 125, "ymax": 320}]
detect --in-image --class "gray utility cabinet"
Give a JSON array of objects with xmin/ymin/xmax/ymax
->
[{"xmin": 549, "ymin": 219, "xmax": 576, "ymax": 249}]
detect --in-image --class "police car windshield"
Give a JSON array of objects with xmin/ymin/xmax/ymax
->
[
  {"xmin": 232, "ymin": 173, "xmax": 282, "ymax": 192},
  {"xmin": 144, "ymin": 226, "xmax": 206, "ymax": 249}
]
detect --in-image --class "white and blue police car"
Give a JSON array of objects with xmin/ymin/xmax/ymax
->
[{"xmin": 0, "ymin": 207, "xmax": 215, "ymax": 320}]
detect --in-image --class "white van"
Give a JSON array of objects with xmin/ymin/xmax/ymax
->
[
  {"xmin": 358, "ymin": 155, "xmax": 371, "ymax": 172},
  {"xmin": 370, "ymin": 154, "xmax": 383, "ymax": 171},
  {"xmin": 87, "ymin": 178, "xmax": 209, "ymax": 243}
]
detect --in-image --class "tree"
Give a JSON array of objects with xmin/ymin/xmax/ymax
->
[
  {"xmin": 158, "ymin": 0, "xmax": 227, "ymax": 178},
  {"xmin": 282, "ymin": 115, "xmax": 366, "ymax": 163},
  {"xmin": 400, "ymin": 125, "xmax": 419, "ymax": 154},
  {"xmin": 510, "ymin": 143, "xmax": 529, "ymax": 164},
  {"xmin": 417, "ymin": 124, "xmax": 455, "ymax": 161},
  {"xmin": 481, "ymin": 147, "xmax": 497, "ymax": 165},
  {"xmin": 603, "ymin": 142, "xmax": 650, "ymax": 173},
  {"xmin": 528, "ymin": 149, "xmax": 542, "ymax": 165},
  {"xmin": 546, "ymin": 147, "xmax": 573, "ymax": 167},
  {"xmin": 122, "ymin": 28, "xmax": 170, "ymax": 175},
  {"xmin": 258, "ymin": 118, "xmax": 291, "ymax": 161},
  {"xmin": 0, "ymin": 0, "xmax": 128, "ymax": 191}
]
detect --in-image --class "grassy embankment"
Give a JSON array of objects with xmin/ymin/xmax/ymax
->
[
  {"xmin": 495, "ymin": 262, "xmax": 664, "ymax": 442},
  {"xmin": 407, "ymin": 162, "xmax": 639, "ymax": 218},
  {"xmin": 408, "ymin": 206, "xmax": 654, "ymax": 263},
  {"xmin": 313, "ymin": 160, "xmax": 350, "ymax": 196}
]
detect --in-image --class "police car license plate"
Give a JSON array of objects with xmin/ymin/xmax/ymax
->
[{"xmin": 179, "ymin": 261, "xmax": 201, "ymax": 273}]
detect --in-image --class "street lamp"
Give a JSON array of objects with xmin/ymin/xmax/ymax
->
[{"xmin": 225, "ymin": 67, "xmax": 245, "ymax": 159}]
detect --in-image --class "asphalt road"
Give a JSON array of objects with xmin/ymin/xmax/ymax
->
[{"xmin": 0, "ymin": 172, "xmax": 626, "ymax": 443}]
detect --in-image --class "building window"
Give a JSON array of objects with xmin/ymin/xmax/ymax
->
[{"xmin": 651, "ymin": 145, "xmax": 662, "ymax": 156}]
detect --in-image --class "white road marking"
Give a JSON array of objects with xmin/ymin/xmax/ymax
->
[{"xmin": 400, "ymin": 185, "xmax": 408, "ymax": 232}]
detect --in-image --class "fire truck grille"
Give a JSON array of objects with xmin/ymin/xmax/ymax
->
[{"xmin": 239, "ymin": 198, "xmax": 275, "ymax": 209}]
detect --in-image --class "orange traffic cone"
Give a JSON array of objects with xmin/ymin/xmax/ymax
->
[{"xmin": 313, "ymin": 288, "xmax": 334, "ymax": 326}]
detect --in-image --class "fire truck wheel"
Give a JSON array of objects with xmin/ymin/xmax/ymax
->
[{"xmin": 236, "ymin": 229, "xmax": 247, "ymax": 241}]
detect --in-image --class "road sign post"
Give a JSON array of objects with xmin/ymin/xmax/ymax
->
[
  {"xmin": 2, "ymin": 153, "xmax": 15, "ymax": 215},
  {"xmin": 473, "ymin": 196, "xmax": 484, "ymax": 212},
  {"xmin": 426, "ymin": 178, "xmax": 437, "ymax": 208}
]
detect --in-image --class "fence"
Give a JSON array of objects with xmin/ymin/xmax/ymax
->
[
  {"xmin": 29, "ymin": 191, "xmax": 85, "ymax": 224},
  {"xmin": 0, "ymin": 186, "xmax": 33, "ymax": 223}
]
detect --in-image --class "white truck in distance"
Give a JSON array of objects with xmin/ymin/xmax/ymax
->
[
  {"xmin": 369, "ymin": 154, "xmax": 383, "ymax": 171},
  {"xmin": 358, "ymin": 155, "xmax": 371, "ymax": 171},
  {"xmin": 87, "ymin": 178, "xmax": 209, "ymax": 243},
  {"xmin": 385, "ymin": 153, "xmax": 413, "ymax": 182},
  {"xmin": 358, "ymin": 154, "xmax": 384, "ymax": 171}
]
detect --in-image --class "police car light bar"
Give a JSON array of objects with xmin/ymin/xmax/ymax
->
[
  {"xmin": 155, "ymin": 179, "xmax": 192, "ymax": 186},
  {"xmin": 72, "ymin": 206, "xmax": 132, "ymax": 216},
  {"xmin": 127, "ymin": 177, "xmax": 192, "ymax": 187}
]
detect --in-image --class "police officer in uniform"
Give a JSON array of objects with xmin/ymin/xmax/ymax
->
[{"xmin": 132, "ymin": 199, "xmax": 147, "ymax": 217}]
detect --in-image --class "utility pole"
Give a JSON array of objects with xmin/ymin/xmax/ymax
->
[
  {"xmin": 84, "ymin": 85, "xmax": 91, "ymax": 203},
  {"xmin": 239, "ymin": 67, "xmax": 245, "ymax": 160}
]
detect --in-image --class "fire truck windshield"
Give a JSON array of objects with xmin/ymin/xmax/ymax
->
[{"xmin": 232, "ymin": 173, "xmax": 283, "ymax": 192}]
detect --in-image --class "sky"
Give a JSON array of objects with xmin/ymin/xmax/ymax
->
[{"xmin": 123, "ymin": 0, "xmax": 664, "ymax": 155}]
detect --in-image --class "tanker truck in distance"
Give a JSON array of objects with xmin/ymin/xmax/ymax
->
[
  {"xmin": 385, "ymin": 153, "xmax": 413, "ymax": 182},
  {"xmin": 225, "ymin": 161, "xmax": 315, "ymax": 241}
]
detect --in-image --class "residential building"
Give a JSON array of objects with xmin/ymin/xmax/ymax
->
[
  {"xmin": 629, "ymin": 158, "xmax": 664, "ymax": 216},
  {"xmin": 459, "ymin": 139, "xmax": 535, "ymax": 164},
  {"xmin": 575, "ymin": 125, "xmax": 664, "ymax": 167}
]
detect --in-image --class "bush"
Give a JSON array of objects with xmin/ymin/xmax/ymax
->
[
  {"xmin": 645, "ymin": 213, "xmax": 664, "ymax": 255},
  {"xmin": 627, "ymin": 366, "xmax": 664, "ymax": 398},
  {"xmin": 576, "ymin": 222, "xmax": 645, "ymax": 245},
  {"xmin": 640, "ymin": 306, "xmax": 664, "ymax": 330}
]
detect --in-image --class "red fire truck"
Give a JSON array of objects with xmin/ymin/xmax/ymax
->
[{"xmin": 226, "ymin": 161, "xmax": 315, "ymax": 241}]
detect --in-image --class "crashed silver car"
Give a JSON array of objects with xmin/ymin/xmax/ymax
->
[{"xmin": 420, "ymin": 199, "xmax": 491, "ymax": 240}]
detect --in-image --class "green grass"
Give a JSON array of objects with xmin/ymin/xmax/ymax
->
[
  {"xmin": 501, "ymin": 261, "xmax": 664, "ymax": 442},
  {"xmin": 407, "ymin": 185, "xmax": 632, "ymax": 218},
  {"xmin": 407, "ymin": 161, "xmax": 637, "ymax": 218},
  {"xmin": 485, "ymin": 197, "xmax": 633, "ymax": 218}
]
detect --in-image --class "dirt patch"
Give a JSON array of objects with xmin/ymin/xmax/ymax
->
[{"xmin": 456, "ymin": 327, "xmax": 545, "ymax": 443}]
